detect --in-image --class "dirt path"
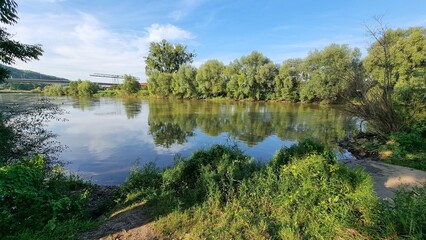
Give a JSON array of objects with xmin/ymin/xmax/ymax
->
[
  {"xmin": 79, "ymin": 202, "xmax": 162, "ymax": 240},
  {"xmin": 342, "ymin": 158, "xmax": 426, "ymax": 199}
]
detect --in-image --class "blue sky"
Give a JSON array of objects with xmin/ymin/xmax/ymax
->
[{"xmin": 8, "ymin": 0, "xmax": 426, "ymax": 82}]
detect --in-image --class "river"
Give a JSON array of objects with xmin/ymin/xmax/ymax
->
[{"xmin": 0, "ymin": 93, "xmax": 357, "ymax": 185}]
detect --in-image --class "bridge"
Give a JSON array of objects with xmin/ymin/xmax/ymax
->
[
  {"xmin": 6, "ymin": 78, "xmax": 70, "ymax": 86},
  {"xmin": 5, "ymin": 78, "xmax": 120, "ymax": 88}
]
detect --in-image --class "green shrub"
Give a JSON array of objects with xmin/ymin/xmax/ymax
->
[
  {"xmin": 155, "ymin": 150, "xmax": 378, "ymax": 239},
  {"xmin": 0, "ymin": 155, "xmax": 89, "ymax": 238},
  {"xmin": 43, "ymin": 84, "xmax": 65, "ymax": 96},
  {"xmin": 161, "ymin": 145, "xmax": 259, "ymax": 206},
  {"xmin": 271, "ymin": 138, "xmax": 335, "ymax": 167},
  {"xmin": 77, "ymin": 80, "xmax": 99, "ymax": 96},
  {"xmin": 121, "ymin": 75, "xmax": 141, "ymax": 94}
]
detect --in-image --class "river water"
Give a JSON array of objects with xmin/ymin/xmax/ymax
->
[{"xmin": 0, "ymin": 93, "xmax": 357, "ymax": 185}]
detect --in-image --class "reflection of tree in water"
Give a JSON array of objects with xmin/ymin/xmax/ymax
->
[
  {"xmin": 122, "ymin": 99, "xmax": 142, "ymax": 119},
  {"xmin": 72, "ymin": 97, "xmax": 100, "ymax": 111},
  {"xmin": 147, "ymin": 99, "xmax": 357, "ymax": 147},
  {"xmin": 148, "ymin": 121, "xmax": 194, "ymax": 148}
]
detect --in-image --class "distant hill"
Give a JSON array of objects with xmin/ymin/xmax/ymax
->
[{"xmin": 1, "ymin": 64, "xmax": 68, "ymax": 81}]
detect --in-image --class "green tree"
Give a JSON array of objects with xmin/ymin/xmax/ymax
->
[
  {"xmin": 172, "ymin": 64, "xmax": 197, "ymax": 99},
  {"xmin": 121, "ymin": 75, "xmax": 141, "ymax": 94},
  {"xmin": 300, "ymin": 44, "xmax": 362, "ymax": 103},
  {"xmin": 274, "ymin": 59, "xmax": 304, "ymax": 101},
  {"xmin": 348, "ymin": 22, "xmax": 425, "ymax": 134},
  {"xmin": 77, "ymin": 80, "xmax": 99, "ymax": 96},
  {"xmin": 196, "ymin": 59, "xmax": 226, "ymax": 98},
  {"xmin": 364, "ymin": 27, "xmax": 426, "ymax": 105},
  {"xmin": 0, "ymin": 0, "xmax": 43, "ymax": 83},
  {"xmin": 145, "ymin": 39, "xmax": 195, "ymax": 96},
  {"xmin": 68, "ymin": 80, "xmax": 81, "ymax": 96},
  {"xmin": 226, "ymin": 51, "xmax": 276, "ymax": 100}
]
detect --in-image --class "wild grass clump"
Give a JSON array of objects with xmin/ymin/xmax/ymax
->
[{"xmin": 381, "ymin": 185, "xmax": 426, "ymax": 239}]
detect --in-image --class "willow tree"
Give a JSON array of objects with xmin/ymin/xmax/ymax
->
[
  {"xmin": 226, "ymin": 51, "xmax": 277, "ymax": 100},
  {"xmin": 144, "ymin": 39, "xmax": 195, "ymax": 96},
  {"xmin": 300, "ymin": 44, "xmax": 362, "ymax": 103},
  {"xmin": 0, "ymin": 0, "xmax": 43, "ymax": 83}
]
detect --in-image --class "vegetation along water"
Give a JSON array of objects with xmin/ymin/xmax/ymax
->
[{"xmin": 0, "ymin": 0, "xmax": 425, "ymax": 239}]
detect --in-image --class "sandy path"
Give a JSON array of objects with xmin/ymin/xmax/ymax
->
[{"xmin": 342, "ymin": 158, "xmax": 426, "ymax": 199}]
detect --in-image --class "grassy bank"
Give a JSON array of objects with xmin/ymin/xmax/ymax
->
[
  {"xmin": 2, "ymin": 140, "xmax": 425, "ymax": 239},
  {"xmin": 343, "ymin": 119, "xmax": 426, "ymax": 171},
  {"xmin": 115, "ymin": 140, "xmax": 426, "ymax": 239}
]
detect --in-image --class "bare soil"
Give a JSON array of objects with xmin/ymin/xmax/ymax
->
[
  {"xmin": 342, "ymin": 158, "xmax": 426, "ymax": 199},
  {"xmin": 79, "ymin": 202, "xmax": 162, "ymax": 240}
]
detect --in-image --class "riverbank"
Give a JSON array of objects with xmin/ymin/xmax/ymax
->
[{"xmin": 78, "ymin": 141, "xmax": 426, "ymax": 239}]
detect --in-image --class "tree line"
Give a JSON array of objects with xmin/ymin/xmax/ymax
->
[{"xmin": 145, "ymin": 27, "xmax": 425, "ymax": 104}]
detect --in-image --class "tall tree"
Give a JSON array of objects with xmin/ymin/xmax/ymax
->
[
  {"xmin": 172, "ymin": 64, "xmax": 197, "ymax": 99},
  {"xmin": 349, "ymin": 18, "xmax": 426, "ymax": 135},
  {"xmin": 274, "ymin": 58, "xmax": 304, "ymax": 101},
  {"xmin": 121, "ymin": 75, "xmax": 141, "ymax": 94},
  {"xmin": 226, "ymin": 51, "xmax": 276, "ymax": 100},
  {"xmin": 144, "ymin": 39, "xmax": 195, "ymax": 75},
  {"xmin": 145, "ymin": 39, "xmax": 195, "ymax": 96},
  {"xmin": 0, "ymin": 0, "xmax": 43, "ymax": 83},
  {"xmin": 300, "ymin": 44, "xmax": 362, "ymax": 103},
  {"xmin": 364, "ymin": 27, "xmax": 426, "ymax": 105},
  {"xmin": 196, "ymin": 59, "xmax": 226, "ymax": 98}
]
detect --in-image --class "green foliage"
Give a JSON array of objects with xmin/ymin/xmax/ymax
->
[
  {"xmin": 43, "ymin": 84, "xmax": 65, "ymax": 96},
  {"xmin": 226, "ymin": 51, "xmax": 276, "ymax": 100},
  {"xmin": 147, "ymin": 72, "xmax": 174, "ymax": 97},
  {"xmin": 122, "ymin": 162, "xmax": 162, "ymax": 198},
  {"xmin": 271, "ymin": 138, "xmax": 335, "ymax": 167},
  {"xmin": 44, "ymin": 80, "xmax": 99, "ymax": 97},
  {"xmin": 67, "ymin": 80, "xmax": 80, "ymax": 96},
  {"xmin": 0, "ymin": 155, "xmax": 89, "ymax": 238},
  {"xmin": 378, "ymin": 121, "xmax": 426, "ymax": 170},
  {"xmin": 300, "ymin": 44, "xmax": 362, "ymax": 103},
  {"xmin": 77, "ymin": 80, "xmax": 99, "ymax": 96},
  {"xmin": 172, "ymin": 64, "xmax": 197, "ymax": 99},
  {"xmin": 349, "ymin": 25, "xmax": 426, "ymax": 135},
  {"xmin": 151, "ymin": 142, "xmax": 379, "ymax": 239},
  {"xmin": 274, "ymin": 58, "xmax": 304, "ymax": 101},
  {"xmin": 0, "ymin": 0, "xmax": 43, "ymax": 83},
  {"xmin": 145, "ymin": 39, "xmax": 195, "ymax": 75},
  {"xmin": 196, "ymin": 59, "xmax": 226, "ymax": 98},
  {"xmin": 382, "ymin": 185, "xmax": 426, "ymax": 239},
  {"xmin": 121, "ymin": 75, "xmax": 141, "ymax": 94}
]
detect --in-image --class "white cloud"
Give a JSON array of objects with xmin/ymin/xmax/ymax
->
[
  {"xmin": 9, "ymin": 12, "xmax": 194, "ymax": 81},
  {"xmin": 145, "ymin": 23, "xmax": 194, "ymax": 42}
]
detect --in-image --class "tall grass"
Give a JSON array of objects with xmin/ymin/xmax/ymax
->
[{"xmin": 120, "ymin": 139, "xmax": 426, "ymax": 239}]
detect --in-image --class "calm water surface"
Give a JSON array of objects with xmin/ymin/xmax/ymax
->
[{"xmin": 1, "ymin": 93, "xmax": 357, "ymax": 185}]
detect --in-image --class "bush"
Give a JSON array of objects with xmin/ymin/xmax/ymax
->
[
  {"xmin": 0, "ymin": 155, "xmax": 89, "ymax": 237},
  {"xmin": 271, "ymin": 138, "xmax": 335, "ymax": 167},
  {"xmin": 77, "ymin": 80, "xmax": 99, "ymax": 96},
  {"xmin": 44, "ymin": 84, "xmax": 65, "ymax": 96},
  {"xmin": 155, "ymin": 145, "xmax": 378, "ymax": 239},
  {"xmin": 121, "ymin": 75, "xmax": 141, "ymax": 94}
]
